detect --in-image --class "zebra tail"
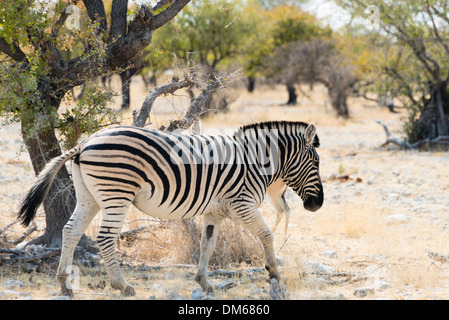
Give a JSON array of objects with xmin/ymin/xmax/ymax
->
[{"xmin": 18, "ymin": 146, "xmax": 81, "ymax": 227}]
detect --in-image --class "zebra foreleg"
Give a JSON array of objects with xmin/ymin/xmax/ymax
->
[
  {"xmin": 232, "ymin": 209, "xmax": 282, "ymax": 283},
  {"xmin": 194, "ymin": 215, "xmax": 223, "ymax": 294},
  {"xmin": 237, "ymin": 211, "xmax": 288, "ymax": 299}
]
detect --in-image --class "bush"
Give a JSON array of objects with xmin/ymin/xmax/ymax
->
[{"xmin": 171, "ymin": 218, "xmax": 264, "ymax": 267}]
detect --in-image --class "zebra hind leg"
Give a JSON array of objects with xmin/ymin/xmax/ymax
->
[
  {"xmin": 97, "ymin": 201, "xmax": 135, "ymax": 296},
  {"xmin": 194, "ymin": 215, "xmax": 223, "ymax": 294},
  {"xmin": 57, "ymin": 194, "xmax": 100, "ymax": 298}
]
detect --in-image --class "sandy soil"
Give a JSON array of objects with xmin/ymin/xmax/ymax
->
[{"xmin": 1, "ymin": 77, "xmax": 449, "ymax": 300}]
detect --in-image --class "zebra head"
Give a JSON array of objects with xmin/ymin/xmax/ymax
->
[{"xmin": 282, "ymin": 123, "xmax": 323, "ymax": 212}]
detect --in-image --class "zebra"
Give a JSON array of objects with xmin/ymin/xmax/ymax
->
[{"xmin": 18, "ymin": 120, "xmax": 323, "ymax": 298}]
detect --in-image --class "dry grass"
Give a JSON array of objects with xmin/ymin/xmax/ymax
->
[{"xmin": 1, "ymin": 76, "xmax": 449, "ymax": 300}]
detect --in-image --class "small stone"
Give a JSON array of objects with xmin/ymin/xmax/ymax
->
[
  {"xmin": 269, "ymin": 278, "xmax": 289, "ymax": 300},
  {"xmin": 322, "ymin": 293, "xmax": 347, "ymax": 300},
  {"xmin": 320, "ymin": 250, "xmax": 337, "ymax": 258},
  {"xmin": 372, "ymin": 281, "xmax": 391, "ymax": 290},
  {"xmin": 249, "ymin": 288, "xmax": 262, "ymax": 295},
  {"xmin": 386, "ymin": 214, "xmax": 411, "ymax": 224},
  {"xmin": 354, "ymin": 287, "xmax": 375, "ymax": 297},
  {"xmin": 151, "ymin": 283, "xmax": 163, "ymax": 292},
  {"xmin": 166, "ymin": 290, "xmax": 179, "ymax": 299},
  {"xmin": 304, "ymin": 277, "xmax": 328, "ymax": 289},
  {"xmin": 303, "ymin": 260, "xmax": 336, "ymax": 275},
  {"xmin": 369, "ymin": 254, "xmax": 387, "ymax": 261},
  {"xmin": 191, "ymin": 288, "xmax": 204, "ymax": 300}
]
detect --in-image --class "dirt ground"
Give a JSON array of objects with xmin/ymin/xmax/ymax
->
[{"xmin": 1, "ymin": 76, "xmax": 449, "ymax": 300}]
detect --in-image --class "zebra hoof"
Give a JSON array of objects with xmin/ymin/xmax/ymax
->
[
  {"xmin": 57, "ymin": 275, "xmax": 74, "ymax": 299},
  {"xmin": 122, "ymin": 284, "xmax": 136, "ymax": 297},
  {"xmin": 60, "ymin": 287, "xmax": 74, "ymax": 299},
  {"xmin": 202, "ymin": 283, "xmax": 215, "ymax": 295}
]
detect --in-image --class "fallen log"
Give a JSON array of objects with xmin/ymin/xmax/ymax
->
[{"xmin": 376, "ymin": 120, "xmax": 449, "ymax": 150}]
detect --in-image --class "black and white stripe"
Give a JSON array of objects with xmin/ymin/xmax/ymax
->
[{"xmin": 18, "ymin": 121, "xmax": 323, "ymax": 297}]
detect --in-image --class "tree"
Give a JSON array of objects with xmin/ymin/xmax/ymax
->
[
  {"xmin": 146, "ymin": 0, "xmax": 254, "ymax": 72},
  {"xmin": 0, "ymin": 0, "xmax": 191, "ymax": 247},
  {"xmin": 143, "ymin": 0, "xmax": 252, "ymax": 115},
  {"xmin": 338, "ymin": 0, "xmax": 449, "ymax": 144},
  {"xmin": 259, "ymin": 4, "xmax": 332, "ymax": 104},
  {"xmin": 267, "ymin": 38, "xmax": 354, "ymax": 117}
]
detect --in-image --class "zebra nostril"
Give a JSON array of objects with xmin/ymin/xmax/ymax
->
[{"xmin": 303, "ymin": 197, "xmax": 321, "ymax": 212}]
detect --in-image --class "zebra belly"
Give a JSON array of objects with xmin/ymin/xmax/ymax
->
[{"xmin": 132, "ymin": 186, "xmax": 220, "ymax": 220}]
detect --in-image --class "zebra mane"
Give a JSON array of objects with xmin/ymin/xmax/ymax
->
[{"xmin": 237, "ymin": 121, "xmax": 320, "ymax": 148}]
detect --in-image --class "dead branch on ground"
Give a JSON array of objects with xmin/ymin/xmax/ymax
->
[
  {"xmin": 428, "ymin": 250, "xmax": 449, "ymax": 263},
  {"xmin": 376, "ymin": 120, "xmax": 449, "ymax": 149},
  {"xmin": 0, "ymin": 220, "xmax": 37, "ymax": 247},
  {"xmin": 0, "ymin": 246, "xmax": 61, "ymax": 265}
]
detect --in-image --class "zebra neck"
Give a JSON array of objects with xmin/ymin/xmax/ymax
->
[{"xmin": 233, "ymin": 126, "xmax": 286, "ymax": 187}]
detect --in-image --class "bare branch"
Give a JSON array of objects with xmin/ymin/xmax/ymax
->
[
  {"xmin": 151, "ymin": 0, "xmax": 191, "ymax": 30},
  {"xmin": 0, "ymin": 220, "xmax": 18, "ymax": 236},
  {"xmin": 383, "ymin": 11, "xmax": 440, "ymax": 81},
  {"xmin": 425, "ymin": 0, "xmax": 449, "ymax": 57},
  {"xmin": 11, "ymin": 225, "xmax": 37, "ymax": 246},
  {"xmin": 161, "ymin": 74, "xmax": 227, "ymax": 132},
  {"xmin": 11, "ymin": 248, "xmax": 61, "ymax": 263},
  {"xmin": 376, "ymin": 120, "xmax": 449, "ymax": 149},
  {"xmin": 376, "ymin": 120, "xmax": 413, "ymax": 149},
  {"xmin": 133, "ymin": 77, "xmax": 192, "ymax": 127},
  {"xmin": 430, "ymin": 4, "xmax": 449, "ymax": 26}
]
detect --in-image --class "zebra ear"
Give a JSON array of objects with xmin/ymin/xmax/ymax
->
[{"xmin": 305, "ymin": 123, "xmax": 317, "ymax": 147}]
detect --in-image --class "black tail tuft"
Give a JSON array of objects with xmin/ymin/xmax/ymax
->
[
  {"xmin": 18, "ymin": 146, "xmax": 80, "ymax": 227},
  {"xmin": 18, "ymin": 173, "xmax": 53, "ymax": 227}
]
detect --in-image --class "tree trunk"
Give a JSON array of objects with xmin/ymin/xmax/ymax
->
[
  {"xmin": 120, "ymin": 67, "xmax": 139, "ymax": 110},
  {"xmin": 409, "ymin": 82, "xmax": 449, "ymax": 143},
  {"xmin": 247, "ymin": 76, "xmax": 256, "ymax": 93},
  {"xmin": 328, "ymin": 86, "xmax": 349, "ymax": 118},
  {"xmin": 120, "ymin": 69, "xmax": 131, "ymax": 110},
  {"xmin": 286, "ymin": 82, "xmax": 297, "ymax": 105},
  {"xmin": 21, "ymin": 112, "xmax": 76, "ymax": 248}
]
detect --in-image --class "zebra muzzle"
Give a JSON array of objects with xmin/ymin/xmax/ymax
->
[{"xmin": 303, "ymin": 188, "xmax": 323, "ymax": 212}]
